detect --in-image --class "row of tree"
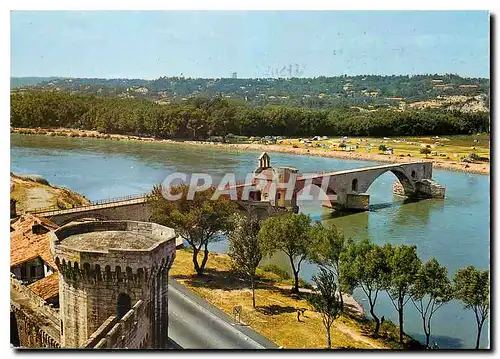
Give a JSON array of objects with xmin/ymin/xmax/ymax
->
[
  {"xmin": 149, "ymin": 185, "xmax": 489, "ymax": 349},
  {"xmin": 11, "ymin": 91, "xmax": 490, "ymax": 139}
]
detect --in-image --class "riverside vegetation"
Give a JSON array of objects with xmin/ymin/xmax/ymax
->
[
  {"xmin": 151, "ymin": 185, "xmax": 490, "ymax": 349},
  {"xmin": 11, "ymin": 91, "xmax": 489, "ymax": 140}
]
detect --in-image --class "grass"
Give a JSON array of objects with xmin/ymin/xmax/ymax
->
[
  {"xmin": 170, "ymin": 248, "xmax": 404, "ymax": 349},
  {"xmin": 272, "ymin": 134, "xmax": 490, "ymax": 163}
]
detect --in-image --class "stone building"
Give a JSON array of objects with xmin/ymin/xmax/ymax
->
[
  {"xmin": 252, "ymin": 152, "xmax": 299, "ymax": 211},
  {"xmin": 10, "ymin": 215, "xmax": 177, "ymax": 349},
  {"xmin": 223, "ymin": 152, "xmax": 299, "ymax": 218}
]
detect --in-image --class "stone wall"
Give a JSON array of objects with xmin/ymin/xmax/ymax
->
[
  {"xmin": 11, "ymin": 308, "xmax": 60, "ymax": 348},
  {"xmin": 10, "ymin": 275, "xmax": 60, "ymax": 322},
  {"xmin": 10, "ymin": 275, "xmax": 61, "ymax": 348},
  {"xmin": 85, "ymin": 300, "xmax": 151, "ymax": 349}
]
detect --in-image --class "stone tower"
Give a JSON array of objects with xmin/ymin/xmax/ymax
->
[{"xmin": 49, "ymin": 220, "xmax": 176, "ymax": 348}]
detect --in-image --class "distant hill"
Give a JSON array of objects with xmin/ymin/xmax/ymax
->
[
  {"xmin": 11, "ymin": 74, "xmax": 489, "ymax": 109},
  {"xmin": 10, "ymin": 77, "xmax": 63, "ymax": 89}
]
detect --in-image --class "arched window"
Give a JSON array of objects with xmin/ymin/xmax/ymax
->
[
  {"xmin": 411, "ymin": 170, "xmax": 416, "ymax": 179},
  {"xmin": 116, "ymin": 293, "xmax": 131, "ymax": 319},
  {"xmin": 351, "ymin": 178, "xmax": 358, "ymax": 192}
]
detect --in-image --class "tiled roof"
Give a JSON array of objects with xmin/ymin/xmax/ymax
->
[
  {"xmin": 10, "ymin": 213, "xmax": 58, "ymax": 268},
  {"xmin": 28, "ymin": 272, "xmax": 59, "ymax": 300}
]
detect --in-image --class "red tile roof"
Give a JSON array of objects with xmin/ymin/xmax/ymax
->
[
  {"xmin": 28, "ymin": 272, "xmax": 59, "ymax": 300},
  {"xmin": 10, "ymin": 213, "xmax": 58, "ymax": 269}
]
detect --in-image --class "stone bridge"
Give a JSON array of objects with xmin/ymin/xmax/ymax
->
[
  {"xmin": 29, "ymin": 194, "xmax": 280, "ymax": 226},
  {"xmin": 30, "ymin": 195, "xmax": 152, "ymax": 226},
  {"xmin": 28, "ymin": 157, "xmax": 445, "ymax": 223},
  {"xmin": 295, "ymin": 161, "xmax": 445, "ymax": 211}
]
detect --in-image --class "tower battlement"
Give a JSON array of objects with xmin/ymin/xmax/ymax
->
[
  {"xmin": 49, "ymin": 220, "xmax": 176, "ymax": 348},
  {"xmin": 50, "ymin": 221, "xmax": 175, "ymax": 282}
]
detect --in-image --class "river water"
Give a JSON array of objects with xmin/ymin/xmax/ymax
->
[{"xmin": 10, "ymin": 133, "xmax": 490, "ymax": 349}]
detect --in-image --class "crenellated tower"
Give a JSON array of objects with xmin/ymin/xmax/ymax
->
[{"xmin": 50, "ymin": 220, "xmax": 176, "ymax": 348}]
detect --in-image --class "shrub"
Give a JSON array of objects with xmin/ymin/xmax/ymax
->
[
  {"xmin": 18, "ymin": 174, "xmax": 49, "ymax": 185},
  {"xmin": 260, "ymin": 264, "xmax": 291, "ymax": 279},
  {"xmin": 420, "ymin": 147, "xmax": 432, "ymax": 155},
  {"xmin": 299, "ymin": 278, "xmax": 314, "ymax": 290}
]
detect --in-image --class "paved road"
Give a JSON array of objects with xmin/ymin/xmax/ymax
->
[{"xmin": 168, "ymin": 279, "xmax": 278, "ymax": 350}]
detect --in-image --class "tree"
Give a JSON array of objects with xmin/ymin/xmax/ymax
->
[
  {"xmin": 378, "ymin": 144, "xmax": 387, "ymax": 152},
  {"xmin": 385, "ymin": 244, "xmax": 421, "ymax": 344},
  {"xmin": 308, "ymin": 267, "xmax": 342, "ymax": 348},
  {"xmin": 453, "ymin": 266, "xmax": 489, "ymax": 349},
  {"xmin": 420, "ymin": 147, "xmax": 432, "ymax": 156},
  {"xmin": 258, "ymin": 213, "xmax": 312, "ymax": 293},
  {"xmin": 308, "ymin": 221, "xmax": 346, "ymax": 310},
  {"xmin": 410, "ymin": 258, "xmax": 453, "ymax": 347},
  {"xmin": 340, "ymin": 238, "xmax": 390, "ymax": 335},
  {"xmin": 228, "ymin": 214, "xmax": 263, "ymax": 308},
  {"xmin": 150, "ymin": 184, "xmax": 237, "ymax": 276},
  {"xmin": 207, "ymin": 97, "xmax": 236, "ymax": 142}
]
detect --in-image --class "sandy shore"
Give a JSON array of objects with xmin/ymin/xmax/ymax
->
[{"xmin": 13, "ymin": 127, "xmax": 489, "ymax": 175}]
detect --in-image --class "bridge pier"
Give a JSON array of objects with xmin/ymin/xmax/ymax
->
[
  {"xmin": 332, "ymin": 192, "xmax": 370, "ymax": 212},
  {"xmin": 393, "ymin": 179, "xmax": 445, "ymax": 199}
]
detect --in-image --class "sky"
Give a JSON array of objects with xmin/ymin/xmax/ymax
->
[{"xmin": 10, "ymin": 11, "xmax": 490, "ymax": 79}]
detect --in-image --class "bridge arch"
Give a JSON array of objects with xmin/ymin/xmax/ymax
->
[{"xmin": 359, "ymin": 167, "xmax": 415, "ymax": 196}]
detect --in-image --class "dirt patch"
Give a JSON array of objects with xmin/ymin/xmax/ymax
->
[
  {"xmin": 25, "ymin": 187, "xmax": 54, "ymax": 210},
  {"xmin": 10, "ymin": 173, "xmax": 91, "ymax": 213}
]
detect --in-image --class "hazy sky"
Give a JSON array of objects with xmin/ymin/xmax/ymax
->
[{"xmin": 10, "ymin": 11, "xmax": 490, "ymax": 79}]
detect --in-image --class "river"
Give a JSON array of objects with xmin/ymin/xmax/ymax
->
[{"xmin": 10, "ymin": 133, "xmax": 490, "ymax": 349}]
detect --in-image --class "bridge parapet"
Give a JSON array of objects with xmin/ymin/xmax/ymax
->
[{"xmin": 28, "ymin": 193, "xmax": 150, "ymax": 216}]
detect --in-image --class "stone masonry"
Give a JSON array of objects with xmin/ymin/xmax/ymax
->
[{"xmin": 49, "ymin": 220, "xmax": 177, "ymax": 348}]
